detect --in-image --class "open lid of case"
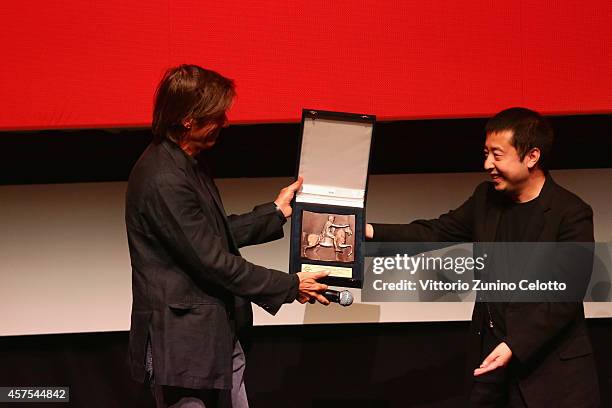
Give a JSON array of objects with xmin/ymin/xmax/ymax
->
[{"xmin": 295, "ymin": 110, "xmax": 375, "ymax": 208}]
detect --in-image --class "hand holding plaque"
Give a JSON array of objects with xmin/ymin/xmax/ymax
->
[{"xmin": 274, "ymin": 177, "xmax": 303, "ymax": 218}]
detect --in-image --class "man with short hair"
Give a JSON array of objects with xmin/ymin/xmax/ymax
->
[
  {"xmin": 126, "ymin": 64, "xmax": 330, "ymax": 408},
  {"xmin": 367, "ymin": 107, "xmax": 599, "ymax": 407}
]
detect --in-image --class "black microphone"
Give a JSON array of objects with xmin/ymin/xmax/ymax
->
[{"xmin": 323, "ymin": 289, "xmax": 354, "ymax": 306}]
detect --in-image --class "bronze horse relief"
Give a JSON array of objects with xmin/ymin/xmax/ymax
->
[{"xmin": 301, "ymin": 213, "xmax": 355, "ymax": 262}]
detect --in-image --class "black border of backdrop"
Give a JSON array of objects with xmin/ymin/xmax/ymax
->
[{"xmin": 0, "ymin": 115, "xmax": 610, "ymax": 185}]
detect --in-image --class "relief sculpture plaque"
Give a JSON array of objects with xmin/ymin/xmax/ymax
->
[{"xmin": 301, "ymin": 211, "xmax": 355, "ymax": 263}]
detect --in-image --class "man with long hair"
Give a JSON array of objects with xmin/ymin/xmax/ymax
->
[{"xmin": 126, "ymin": 65, "xmax": 329, "ymax": 407}]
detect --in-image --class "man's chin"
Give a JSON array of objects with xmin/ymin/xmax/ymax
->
[
  {"xmin": 491, "ymin": 180, "xmax": 506, "ymax": 191},
  {"xmin": 199, "ymin": 140, "xmax": 218, "ymax": 151}
]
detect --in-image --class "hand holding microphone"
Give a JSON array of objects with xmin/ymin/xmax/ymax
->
[
  {"xmin": 296, "ymin": 271, "xmax": 354, "ymax": 306},
  {"xmin": 296, "ymin": 270, "xmax": 330, "ymax": 305}
]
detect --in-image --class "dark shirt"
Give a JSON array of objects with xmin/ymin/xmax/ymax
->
[
  {"xmin": 479, "ymin": 195, "xmax": 540, "ymax": 383},
  {"xmin": 496, "ymin": 196, "xmax": 540, "ymax": 240}
]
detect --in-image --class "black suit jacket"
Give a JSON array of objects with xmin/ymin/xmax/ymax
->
[
  {"xmin": 125, "ymin": 139, "xmax": 298, "ymax": 389},
  {"xmin": 372, "ymin": 176, "xmax": 599, "ymax": 407}
]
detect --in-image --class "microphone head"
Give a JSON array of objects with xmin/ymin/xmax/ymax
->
[{"xmin": 338, "ymin": 290, "xmax": 354, "ymax": 307}]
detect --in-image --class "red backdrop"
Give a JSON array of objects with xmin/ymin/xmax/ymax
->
[{"xmin": 1, "ymin": 0, "xmax": 611, "ymax": 130}]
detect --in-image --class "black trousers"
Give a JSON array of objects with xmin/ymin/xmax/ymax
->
[{"xmin": 469, "ymin": 381, "xmax": 527, "ymax": 408}]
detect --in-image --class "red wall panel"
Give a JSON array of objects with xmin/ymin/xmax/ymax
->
[{"xmin": 1, "ymin": 0, "xmax": 611, "ymax": 130}]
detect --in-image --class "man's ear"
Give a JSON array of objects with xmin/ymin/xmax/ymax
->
[{"xmin": 525, "ymin": 147, "xmax": 541, "ymax": 169}]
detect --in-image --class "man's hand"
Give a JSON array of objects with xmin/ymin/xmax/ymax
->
[
  {"xmin": 365, "ymin": 223, "xmax": 374, "ymax": 239},
  {"xmin": 296, "ymin": 270, "xmax": 330, "ymax": 305},
  {"xmin": 473, "ymin": 342, "xmax": 512, "ymax": 377},
  {"xmin": 274, "ymin": 177, "xmax": 303, "ymax": 218}
]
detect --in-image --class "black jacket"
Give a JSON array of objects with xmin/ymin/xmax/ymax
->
[
  {"xmin": 372, "ymin": 176, "xmax": 599, "ymax": 407},
  {"xmin": 125, "ymin": 139, "xmax": 298, "ymax": 389}
]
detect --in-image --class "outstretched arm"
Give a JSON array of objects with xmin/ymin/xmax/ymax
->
[{"xmin": 366, "ymin": 183, "xmax": 483, "ymax": 243}]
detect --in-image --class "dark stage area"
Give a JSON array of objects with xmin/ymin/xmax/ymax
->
[{"xmin": 1, "ymin": 319, "xmax": 611, "ymax": 408}]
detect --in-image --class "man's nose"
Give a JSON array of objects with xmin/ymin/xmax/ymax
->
[{"xmin": 484, "ymin": 154, "xmax": 494, "ymax": 171}]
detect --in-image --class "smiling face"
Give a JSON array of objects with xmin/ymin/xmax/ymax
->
[{"xmin": 483, "ymin": 130, "xmax": 539, "ymax": 197}]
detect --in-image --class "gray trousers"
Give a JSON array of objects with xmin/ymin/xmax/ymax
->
[{"xmin": 151, "ymin": 341, "xmax": 249, "ymax": 408}]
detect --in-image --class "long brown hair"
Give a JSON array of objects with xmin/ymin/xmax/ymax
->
[{"xmin": 152, "ymin": 65, "xmax": 235, "ymax": 143}]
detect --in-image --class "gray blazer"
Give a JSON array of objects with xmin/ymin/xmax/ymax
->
[{"xmin": 125, "ymin": 139, "xmax": 298, "ymax": 389}]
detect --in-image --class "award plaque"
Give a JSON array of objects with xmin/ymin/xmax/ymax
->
[{"xmin": 289, "ymin": 109, "xmax": 375, "ymax": 288}]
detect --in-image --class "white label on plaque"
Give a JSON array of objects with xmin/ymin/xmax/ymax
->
[
  {"xmin": 296, "ymin": 184, "xmax": 365, "ymax": 208},
  {"xmin": 301, "ymin": 263, "xmax": 353, "ymax": 278}
]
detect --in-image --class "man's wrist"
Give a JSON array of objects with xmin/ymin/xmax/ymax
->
[{"xmin": 274, "ymin": 203, "xmax": 287, "ymax": 224}]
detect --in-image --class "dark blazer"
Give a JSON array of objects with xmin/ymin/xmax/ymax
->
[
  {"xmin": 125, "ymin": 139, "xmax": 299, "ymax": 390},
  {"xmin": 372, "ymin": 176, "xmax": 599, "ymax": 407}
]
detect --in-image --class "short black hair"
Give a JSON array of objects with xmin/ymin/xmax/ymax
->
[{"xmin": 485, "ymin": 107, "xmax": 554, "ymax": 170}]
